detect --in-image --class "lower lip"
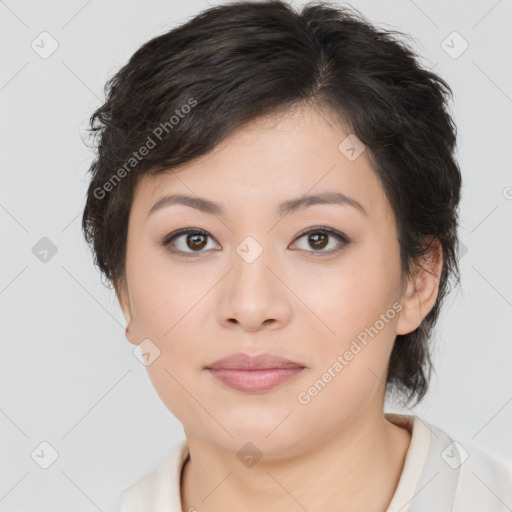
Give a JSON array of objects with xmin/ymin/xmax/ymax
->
[{"xmin": 206, "ymin": 367, "xmax": 305, "ymax": 392}]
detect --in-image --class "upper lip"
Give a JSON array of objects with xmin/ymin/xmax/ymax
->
[{"xmin": 205, "ymin": 352, "xmax": 306, "ymax": 370}]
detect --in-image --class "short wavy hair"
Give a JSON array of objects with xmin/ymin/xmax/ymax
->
[{"xmin": 82, "ymin": 0, "xmax": 462, "ymax": 407}]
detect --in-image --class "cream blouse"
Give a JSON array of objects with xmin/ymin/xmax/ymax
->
[{"xmin": 108, "ymin": 413, "xmax": 512, "ymax": 511}]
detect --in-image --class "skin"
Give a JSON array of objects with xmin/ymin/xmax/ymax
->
[{"xmin": 117, "ymin": 103, "xmax": 443, "ymax": 512}]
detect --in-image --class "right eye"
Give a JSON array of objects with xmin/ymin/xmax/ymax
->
[{"xmin": 161, "ymin": 228, "xmax": 220, "ymax": 257}]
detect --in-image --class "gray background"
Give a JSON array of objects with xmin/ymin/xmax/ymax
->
[{"xmin": 1, "ymin": 0, "xmax": 511, "ymax": 510}]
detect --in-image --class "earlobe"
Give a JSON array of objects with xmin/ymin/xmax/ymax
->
[
  {"xmin": 396, "ymin": 239, "xmax": 443, "ymax": 336},
  {"xmin": 115, "ymin": 280, "xmax": 139, "ymax": 346}
]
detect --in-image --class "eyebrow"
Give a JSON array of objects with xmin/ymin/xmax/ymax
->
[{"xmin": 147, "ymin": 191, "xmax": 367, "ymax": 218}]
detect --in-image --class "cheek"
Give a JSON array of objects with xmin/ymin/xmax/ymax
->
[
  {"xmin": 127, "ymin": 247, "xmax": 207, "ymax": 338},
  {"xmin": 294, "ymin": 282, "xmax": 399, "ymax": 421},
  {"xmin": 126, "ymin": 247, "xmax": 209, "ymax": 397},
  {"xmin": 293, "ymin": 244, "xmax": 401, "ymax": 386},
  {"xmin": 294, "ymin": 250, "xmax": 399, "ymax": 342},
  {"xmin": 143, "ymin": 357, "xmax": 212, "ymax": 444}
]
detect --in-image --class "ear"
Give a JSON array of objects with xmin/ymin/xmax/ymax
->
[
  {"xmin": 396, "ymin": 237, "xmax": 443, "ymax": 336},
  {"xmin": 115, "ymin": 278, "xmax": 139, "ymax": 346}
]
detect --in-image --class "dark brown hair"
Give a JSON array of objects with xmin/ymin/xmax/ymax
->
[{"xmin": 82, "ymin": 0, "xmax": 462, "ymax": 406}]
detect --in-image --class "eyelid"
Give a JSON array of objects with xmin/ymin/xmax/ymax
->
[
  {"xmin": 293, "ymin": 226, "xmax": 349, "ymax": 243},
  {"xmin": 162, "ymin": 227, "xmax": 210, "ymax": 245}
]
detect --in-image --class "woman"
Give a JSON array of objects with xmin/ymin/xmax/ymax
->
[{"xmin": 81, "ymin": 1, "xmax": 512, "ymax": 510}]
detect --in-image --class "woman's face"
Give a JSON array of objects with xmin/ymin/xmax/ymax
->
[{"xmin": 118, "ymin": 105, "xmax": 417, "ymax": 456}]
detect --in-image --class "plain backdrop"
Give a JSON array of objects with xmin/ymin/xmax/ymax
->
[{"xmin": 1, "ymin": 0, "xmax": 511, "ymax": 510}]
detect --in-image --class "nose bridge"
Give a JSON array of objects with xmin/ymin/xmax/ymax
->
[
  {"xmin": 216, "ymin": 231, "xmax": 291, "ymax": 330},
  {"xmin": 231, "ymin": 232, "xmax": 273, "ymax": 294}
]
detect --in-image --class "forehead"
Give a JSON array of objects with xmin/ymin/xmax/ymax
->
[{"xmin": 132, "ymin": 104, "xmax": 389, "ymax": 221}]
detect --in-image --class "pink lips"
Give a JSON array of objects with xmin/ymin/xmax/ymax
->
[{"xmin": 205, "ymin": 352, "xmax": 306, "ymax": 392}]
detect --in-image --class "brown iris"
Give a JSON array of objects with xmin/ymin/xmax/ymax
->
[
  {"xmin": 187, "ymin": 233, "xmax": 208, "ymax": 251},
  {"xmin": 307, "ymin": 232, "xmax": 328, "ymax": 250}
]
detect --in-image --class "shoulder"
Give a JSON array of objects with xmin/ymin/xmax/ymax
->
[
  {"xmin": 451, "ymin": 439, "xmax": 512, "ymax": 512},
  {"xmin": 110, "ymin": 439, "xmax": 189, "ymax": 512},
  {"xmin": 414, "ymin": 417, "xmax": 512, "ymax": 511},
  {"xmin": 105, "ymin": 488, "xmax": 128, "ymax": 512}
]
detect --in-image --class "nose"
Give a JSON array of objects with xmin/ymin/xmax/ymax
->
[{"xmin": 216, "ymin": 243, "xmax": 293, "ymax": 333}]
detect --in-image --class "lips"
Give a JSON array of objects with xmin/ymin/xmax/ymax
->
[
  {"xmin": 205, "ymin": 353, "xmax": 306, "ymax": 392},
  {"xmin": 205, "ymin": 352, "xmax": 305, "ymax": 371}
]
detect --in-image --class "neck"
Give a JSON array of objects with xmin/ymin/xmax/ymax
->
[{"xmin": 180, "ymin": 411, "xmax": 412, "ymax": 512}]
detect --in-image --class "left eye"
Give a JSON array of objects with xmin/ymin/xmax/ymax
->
[
  {"xmin": 291, "ymin": 227, "xmax": 349, "ymax": 255},
  {"xmin": 162, "ymin": 227, "xmax": 350, "ymax": 257}
]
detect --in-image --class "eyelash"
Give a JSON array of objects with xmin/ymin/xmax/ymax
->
[{"xmin": 160, "ymin": 226, "xmax": 351, "ymax": 258}]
